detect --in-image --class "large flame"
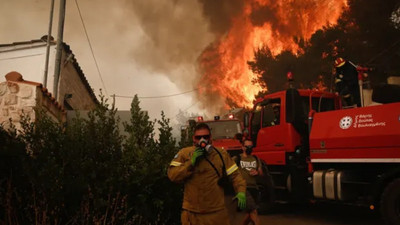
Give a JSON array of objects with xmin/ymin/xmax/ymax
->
[{"xmin": 198, "ymin": 0, "xmax": 347, "ymax": 110}]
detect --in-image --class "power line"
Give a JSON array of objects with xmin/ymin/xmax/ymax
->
[
  {"xmin": 74, "ymin": 0, "xmax": 109, "ymax": 96},
  {"xmin": 112, "ymin": 88, "xmax": 198, "ymax": 99},
  {"xmin": 366, "ymin": 39, "xmax": 400, "ymax": 65},
  {"xmin": 0, "ymin": 53, "xmax": 44, "ymax": 61},
  {"xmin": 175, "ymin": 101, "xmax": 199, "ymax": 118}
]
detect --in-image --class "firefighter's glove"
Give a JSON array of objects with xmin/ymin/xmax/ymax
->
[
  {"xmin": 191, "ymin": 148, "xmax": 205, "ymax": 166},
  {"xmin": 235, "ymin": 192, "xmax": 246, "ymax": 210}
]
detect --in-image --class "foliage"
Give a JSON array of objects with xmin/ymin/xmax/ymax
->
[
  {"xmin": 0, "ymin": 94, "xmax": 181, "ymax": 225},
  {"xmin": 0, "ymin": 122, "xmax": 27, "ymax": 224},
  {"xmin": 122, "ymin": 96, "xmax": 181, "ymax": 225}
]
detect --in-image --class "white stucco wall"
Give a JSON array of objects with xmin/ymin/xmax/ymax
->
[
  {"xmin": 0, "ymin": 43, "xmax": 97, "ymax": 109},
  {"xmin": 0, "ymin": 44, "xmax": 56, "ymax": 94}
]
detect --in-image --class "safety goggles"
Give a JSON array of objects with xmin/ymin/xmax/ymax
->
[{"xmin": 194, "ymin": 135, "xmax": 210, "ymax": 140}]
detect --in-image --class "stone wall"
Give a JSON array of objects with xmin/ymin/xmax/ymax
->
[
  {"xmin": 0, "ymin": 72, "xmax": 66, "ymax": 131},
  {"xmin": 0, "ymin": 81, "xmax": 36, "ymax": 130}
]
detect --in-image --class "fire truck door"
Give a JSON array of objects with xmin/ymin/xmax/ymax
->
[{"xmin": 253, "ymin": 101, "xmax": 286, "ymax": 165}]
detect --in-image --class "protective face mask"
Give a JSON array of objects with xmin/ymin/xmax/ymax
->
[
  {"xmin": 197, "ymin": 137, "xmax": 208, "ymax": 148},
  {"xmin": 245, "ymin": 146, "xmax": 253, "ymax": 155}
]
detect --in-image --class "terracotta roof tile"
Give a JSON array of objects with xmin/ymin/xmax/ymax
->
[{"xmin": 62, "ymin": 43, "xmax": 99, "ymax": 105}]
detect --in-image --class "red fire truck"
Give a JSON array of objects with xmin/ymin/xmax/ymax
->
[
  {"xmin": 244, "ymin": 86, "xmax": 400, "ymax": 224},
  {"xmin": 181, "ymin": 115, "xmax": 243, "ymax": 153}
]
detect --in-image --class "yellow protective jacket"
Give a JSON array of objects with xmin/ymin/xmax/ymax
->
[{"xmin": 168, "ymin": 146, "xmax": 246, "ymax": 213}]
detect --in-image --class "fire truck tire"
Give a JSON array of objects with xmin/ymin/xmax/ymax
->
[
  {"xmin": 380, "ymin": 178, "xmax": 400, "ymax": 225},
  {"xmin": 257, "ymin": 170, "xmax": 275, "ymax": 214},
  {"xmin": 257, "ymin": 179, "xmax": 275, "ymax": 214}
]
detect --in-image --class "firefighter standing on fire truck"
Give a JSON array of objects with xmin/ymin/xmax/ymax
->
[
  {"xmin": 168, "ymin": 123, "xmax": 247, "ymax": 225},
  {"xmin": 334, "ymin": 57, "xmax": 361, "ymax": 106}
]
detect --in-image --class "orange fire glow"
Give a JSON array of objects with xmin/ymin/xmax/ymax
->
[{"xmin": 198, "ymin": 0, "xmax": 348, "ymax": 109}]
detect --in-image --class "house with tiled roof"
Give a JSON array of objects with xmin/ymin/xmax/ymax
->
[
  {"xmin": 0, "ymin": 36, "xmax": 98, "ymax": 110},
  {"xmin": 0, "ymin": 71, "xmax": 66, "ymax": 130}
]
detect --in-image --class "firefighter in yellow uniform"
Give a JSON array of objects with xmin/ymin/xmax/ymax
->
[{"xmin": 168, "ymin": 123, "xmax": 247, "ymax": 225}]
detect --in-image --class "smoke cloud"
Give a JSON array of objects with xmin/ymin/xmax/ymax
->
[
  {"xmin": 0, "ymin": 0, "xmax": 347, "ymax": 117},
  {"xmin": 197, "ymin": 0, "xmax": 244, "ymax": 34},
  {"xmin": 124, "ymin": 0, "xmax": 214, "ymax": 88}
]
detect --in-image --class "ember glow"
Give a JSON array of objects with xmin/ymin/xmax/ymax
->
[{"xmin": 198, "ymin": 0, "xmax": 348, "ymax": 110}]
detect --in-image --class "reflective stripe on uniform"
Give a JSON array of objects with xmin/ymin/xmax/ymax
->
[
  {"xmin": 335, "ymin": 78, "xmax": 342, "ymax": 84},
  {"xmin": 226, "ymin": 164, "xmax": 238, "ymax": 175},
  {"xmin": 170, "ymin": 161, "xmax": 182, "ymax": 167}
]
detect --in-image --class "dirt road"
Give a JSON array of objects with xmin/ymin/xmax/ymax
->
[{"xmin": 226, "ymin": 198, "xmax": 382, "ymax": 225}]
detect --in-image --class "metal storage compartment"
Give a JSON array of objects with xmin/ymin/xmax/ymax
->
[
  {"xmin": 313, "ymin": 171, "xmax": 324, "ymax": 198},
  {"xmin": 313, "ymin": 170, "xmax": 347, "ymax": 201},
  {"xmin": 325, "ymin": 170, "xmax": 336, "ymax": 200}
]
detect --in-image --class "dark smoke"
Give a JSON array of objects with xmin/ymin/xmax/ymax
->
[
  {"xmin": 249, "ymin": 4, "xmax": 276, "ymax": 27},
  {"xmin": 197, "ymin": 0, "xmax": 244, "ymax": 34}
]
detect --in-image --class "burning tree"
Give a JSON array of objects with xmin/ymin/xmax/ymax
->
[
  {"xmin": 196, "ymin": 0, "xmax": 347, "ymax": 112},
  {"xmin": 195, "ymin": 0, "xmax": 400, "ymax": 112},
  {"xmin": 248, "ymin": 0, "xmax": 400, "ymax": 92}
]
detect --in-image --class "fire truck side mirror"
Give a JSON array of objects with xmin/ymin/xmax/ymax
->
[
  {"xmin": 286, "ymin": 89, "xmax": 307, "ymax": 134},
  {"xmin": 234, "ymin": 133, "xmax": 243, "ymax": 141},
  {"xmin": 188, "ymin": 119, "xmax": 196, "ymax": 128},
  {"xmin": 243, "ymin": 112, "xmax": 249, "ymax": 128}
]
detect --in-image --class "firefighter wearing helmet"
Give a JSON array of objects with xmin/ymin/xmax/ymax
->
[{"xmin": 334, "ymin": 57, "xmax": 361, "ymax": 107}]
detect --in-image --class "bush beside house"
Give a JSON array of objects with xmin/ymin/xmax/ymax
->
[{"xmin": 0, "ymin": 94, "xmax": 182, "ymax": 225}]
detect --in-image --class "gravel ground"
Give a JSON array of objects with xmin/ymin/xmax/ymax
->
[{"xmin": 225, "ymin": 196, "xmax": 383, "ymax": 225}]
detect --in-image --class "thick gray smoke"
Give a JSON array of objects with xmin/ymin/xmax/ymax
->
[
  {"xmin": 125, "ymin": 0, "xmax": 214, "ymax": 88},
  {"xmin": 0, "ymin": 0, "xmax": 269, "ymax": 115},
  {"xmin": 127, "ymin": 0, "xmax": 246, "ymax": 115}
]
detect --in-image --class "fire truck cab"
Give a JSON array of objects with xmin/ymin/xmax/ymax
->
[
  {"xmin": 181, "ymin": 115, "xmax": 243, "ymax": 155},
  {"xmin": 204, "ymin": 116, "xmax": 243, "ymax": 156},
  {"xmin": 247, "ymin": 89, "xmax": 339, "ymax": 165}
]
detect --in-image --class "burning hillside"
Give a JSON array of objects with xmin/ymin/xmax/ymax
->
[{"xmin": 197, "ymin": 0, "xmax": 348, "ymax": 112}]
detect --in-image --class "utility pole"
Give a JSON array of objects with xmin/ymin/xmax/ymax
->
[
  {"xmin": 53, "ymin": 0, "xmax": 67, "ymax": 100},
  {"xmin": 43, "ymin": 0, "xmax": 55, "ymax": 88}
]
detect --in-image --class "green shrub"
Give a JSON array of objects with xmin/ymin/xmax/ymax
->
[{"xmin": 0, "ymin": 94, "xmax": 181, "ymax": 225}]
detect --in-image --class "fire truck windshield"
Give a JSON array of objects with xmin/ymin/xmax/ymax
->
[{"xmin": 205, "ymin": 120, "xmax": 242, "ymax": 139}]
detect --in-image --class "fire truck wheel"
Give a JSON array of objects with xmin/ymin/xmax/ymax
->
[
  {"xmin": 257, "ymin": 171, "xmax": 275, "ymax": 214},
  {"xmin": 380, "ymin": 178, "xmax": 400, "ymax": 225},
  {"xmin": 257, "ymin": 181, "xmax": 275, "ymax": 214}
]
